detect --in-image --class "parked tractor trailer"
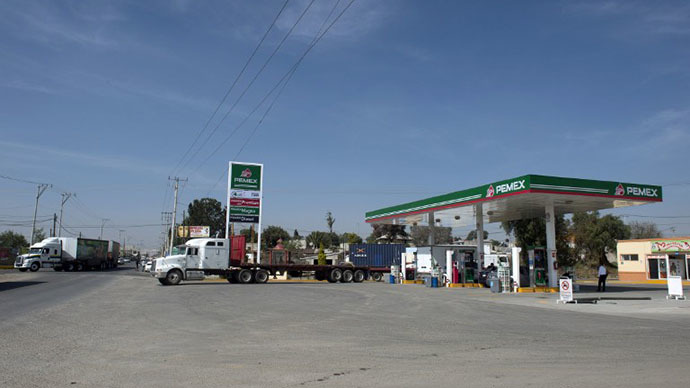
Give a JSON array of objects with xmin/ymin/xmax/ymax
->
[
  {"xmin": 151, "ymin": 238, "xmax": 393, "ymax": 285},
  {"xmin": 14, "ymin": 237, "xmax": 119, "ymax": 272}
]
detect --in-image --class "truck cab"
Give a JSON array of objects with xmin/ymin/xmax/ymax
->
[
  {"xmin": 14, "ymin": 238, "xmax": 62, "ymax": 272},
  {"xmin": 151, "ymin": 238, "xmax": 230, "ymax": 285}
]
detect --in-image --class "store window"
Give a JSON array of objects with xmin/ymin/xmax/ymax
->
[
  {"xmin": 648, "ymin": 255, "xmax": 668, "ymax": 280},
  {"xmin": 621, "ymin": 254, "xmax": 638, "ymax": 261}
]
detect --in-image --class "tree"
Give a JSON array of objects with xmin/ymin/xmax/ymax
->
[
  {"xmin": 306, "ymin": 231, "xmax": 329, "ymax": 249},
  {"xmin": 628, "ymin": 221, "xmax": 662, "ymax": 239},
  {"xmin": 410, "ymin": 225, "xmax": 453, "ymax": 245},
  {"xmin": 465, "ymin": 230, "xmax": 489, "ymax": 241},
  {"xmin": 325, "ymin": 212, "xmax": 335, "ymax": 233},
  {"xmin": 502, "ymin": 216, "xmax": 574, "ymax": 266},
  {"xmin": 33, "ymin": 228, "xmax": 47, "ymax": 242},
  {"xmin": 317, "ymin": 243, "xmax": 326, "ymax": 266},
  {"xmin": 184, "ymin": 198, "xmax": 226, "ymax": 238},
  {"xmin": 366, "ymin": 224, "xmax": 408, "ymax": 244},
  {"xmin": 326, "ymin": 232, "xmax": 340, "ymax": 248},
  {"xmin": 0, "ymin": 230, "xmax": 28, "ymax": 250},
  {"xmin": 262, "ymin": 225, "xmax": 290, "ymax": 249},
  {"xmin": 341, "ymin": 232, "xmax": 363, "ymax": 245},
  {"xmin": 293, "ymin": 229, "xmax": 300, "ymax": 239},
  {"xmin": 571, "ymin": 211, "xmax": 630, "ymax": 266},
  {"xmin": 239, "ymin": 228, "xmax": 258, "ymax": 243}
]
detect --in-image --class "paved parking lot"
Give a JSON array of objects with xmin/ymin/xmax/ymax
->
[{"xmin": 1, "ymin": 268, "xmax": 689, "ymax": 387}]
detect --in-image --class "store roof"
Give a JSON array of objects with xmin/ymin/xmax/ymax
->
[{"xmin": 365, "ymin": 174, "xmax": 662, "ymax": 227}]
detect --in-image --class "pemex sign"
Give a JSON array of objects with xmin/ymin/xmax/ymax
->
[{"xmin": 227, "ymin": 162, "xmax": 263, "ymax": 224}]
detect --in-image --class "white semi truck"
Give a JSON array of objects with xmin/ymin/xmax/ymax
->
[
  {"xmin": 152, "ymin": 237, "xmax": 380, "ymax": 286},
  {"xmin": 14, "ymin": 237, "xmax": 119, "ymax": 272}
]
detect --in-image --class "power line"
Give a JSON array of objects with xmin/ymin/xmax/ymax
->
[
  {"xmin": 170, "ymin": 0, "xmax": 291, "ymax": 177},
  {"xmin": 177, "ymin": 0, "xmax": 317, "ymax": 175},
  {"xmin": 0, "ymin": 173, "xmax": 51, "ymax": 186},
  {"xmin": 204, "ymin": 0, "xmax": 357, "ymax": 195}
]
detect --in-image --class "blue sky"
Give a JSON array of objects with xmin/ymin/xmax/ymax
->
[{"xmin": 1, "ymin": 0, "xmax": 689, "ymax": 249}]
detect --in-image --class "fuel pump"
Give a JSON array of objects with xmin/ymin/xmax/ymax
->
[
  {"xmin": 463, "ymin": 251, "xmax": 476, "ymax": 283},
  {"xmin": 527, "ymin": 246, "xmax": 547, "ymax": 287}
]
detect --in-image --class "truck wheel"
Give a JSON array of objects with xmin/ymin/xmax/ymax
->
[
  {"xmin": 238, "ymin": 269, "xmax": 253, "ymax": 284},
  {"xmin": 165, "ymin": 270, "xmax": 182, "ymax": 286},
  {"xmin": 29, "ymin": 262, "xmax": 40, "ymax": 272},
  {"xmin": 371, "ymin": 272, "xmax": 382, "ymax": 282},
  {"xmin": 353, "ymin": 270, "xmax": 365, "ymax": 283},
  {"xmin": 18, "ymin": 268, "xmax": 28, "ymax": 272},
  {"xmin": 254, "ymin": 270, "xmax": 269, "ymax": 284},
  {"xmin": 76, "ymin": 263, "xmax": 84, "ymax": 272},
  {"xmin": 327, "ymin": 268, "xmax": 342, "ymax": 283},
  {"xmin": 341, "ymin": 269, "xmax": 354, "ymax": 283},
  {"xmin": 65, "ymin": 263, "xmax": 74, "ymax": 272},
  {"xmin": 158, "ymin": 278, "xmax": 170, "ymax": 286}
]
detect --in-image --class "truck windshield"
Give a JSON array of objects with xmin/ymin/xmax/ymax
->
[{"xmin": 29, "ymin": 248, "xmax": 42, "ymax": 254}]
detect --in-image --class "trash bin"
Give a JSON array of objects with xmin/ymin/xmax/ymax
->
[
  {"xmin": 389, "ymin": 274, "xmax": 395, "ymax": 284},
  {"xmin": 431, "ymin": 277, "xmax": 439, "ymax": 288},
  {"xmin": 489, "ymin": 273, "xmax": 500, "ymax": 293}
]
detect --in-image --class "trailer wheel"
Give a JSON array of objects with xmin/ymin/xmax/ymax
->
[
  {"xmin": 238, "ymin": 269, "xmax": 253, "ymax": 284},
  {"xmin": 315, "ymin": 271, "xmax": 325, "ymax": 281},
  {"xmin": 371, "ymin": 272, "xmax": 382, "ymax": 282},
  {"xmin": 165, "ymin": 269, "xmax": 182, "ymax": 286},
  {"xmin": 158, "ymin": 278, "xmax": 170, "ymax": 286},
  {"xmin": 76, "ymin": 263, "xmax": 84, "ymax": 272},
  {"xmin": 29, "ymin": 262, "xmax": 40, "ymax": 272},
  {"xmin": 327, "ymin": 268, "xmax": 342, "ymax": 283},
  {"xmin": 341, "ymin": 269, "xmax": 354, "ymax": 283},
  {"xmin": 65, "ymin": 263, "xmax": 74, "ymax": 272},
  {"xmin": 353, "ymin": 270, "xmax": 365, "ymax": 283},
  {"xmin": 18, "ymin": 268, "xmax": 28, "ymax": 272},
  {"xmin": 254, "ymin": 270, "xmax": 269, "ymax": 284},
  {"xmin": 54, "ymin": 266, "xmax": 63, "ymax": 272}
]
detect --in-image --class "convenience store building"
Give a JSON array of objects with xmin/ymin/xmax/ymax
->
[{"xmin": 617, "ymin": 238, "xmax": 690, "ymax": 282}]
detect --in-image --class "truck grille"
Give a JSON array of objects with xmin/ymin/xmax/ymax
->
[{"xmin": 15, "ymin": 257, "xmax": 22, "ymax": 265}]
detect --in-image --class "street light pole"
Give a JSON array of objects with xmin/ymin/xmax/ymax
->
[{"xmin": 99, "ymin": 218, "xmax": 110, "ymax": 240}]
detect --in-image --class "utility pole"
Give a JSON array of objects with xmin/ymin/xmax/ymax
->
[
  {"xmin": 168, "ymin": 177, "xmax": 187, "ymax": 255},
  {"xmin": 99, "ymin": 218, "xmax": 110, "ymax": 240},
  {"xmin": 52, "ymin": 213, "xmax": 57, "ymax": 237},
  {"xmin": 31, "ymin": 183, "xmax": 51, "ymax": 244},
  {"xmin": 119, "ymin": 229, "xmax": 126, "ymax": 255},
  {"xmin": 58, "ymin": 192, "xmax": 74, "ymax": 238},
  {"xmin": 161, "ymin": 212, "xmax": 172, "ymax": 255}
]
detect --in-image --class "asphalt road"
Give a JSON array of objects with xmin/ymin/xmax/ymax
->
[{"xmin": 1, "ymin": 267, "xmax": 689, "ymax": 387}]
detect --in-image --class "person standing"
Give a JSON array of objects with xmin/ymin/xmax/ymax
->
[{"xmin": 597, "ymin": 263, "xmax": 608, "ymax": 292}]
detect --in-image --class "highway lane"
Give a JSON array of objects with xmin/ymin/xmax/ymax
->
[
  {"xmin": 1, "ymin": 268, "xmax": 689, "ymax": 387},
  {"xmin": 0, "ymin": 267, "xmax": 138, "ymax": 323}
]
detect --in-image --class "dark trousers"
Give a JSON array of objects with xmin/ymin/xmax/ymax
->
[{"xmin": 598, "ymin": 274, "xmax": 607, "ymax": 292}]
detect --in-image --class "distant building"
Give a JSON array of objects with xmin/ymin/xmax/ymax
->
[{"xmin": 617, "ymin": 237, "xmax": 689, "ymax": 282}]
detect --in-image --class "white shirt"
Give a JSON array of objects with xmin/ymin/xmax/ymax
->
[{"xmin": 598, "ymin": 265, "xmax": 607, "ymax": 276}]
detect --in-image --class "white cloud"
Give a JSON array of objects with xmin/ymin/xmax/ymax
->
[
  {"xmin": 565, "ymin": 0, "xmax": 690, "ymax": 37},
  {"xmin": 0, "ymin": 140, "xmax": 169, "ymax": 176}
]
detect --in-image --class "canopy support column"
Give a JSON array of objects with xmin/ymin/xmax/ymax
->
[
  {"xmin": 475, "ymin": 203, "xmax": 484, "ymax": 265},
  {"xmin": 545, "ymin": 203, "xmax": 558, "ymax": 288},
  {"xmin": 428, "ymin": 212, "xmax": 435, "ymax": 245}
]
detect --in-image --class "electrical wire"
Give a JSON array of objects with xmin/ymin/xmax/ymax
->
[
  {"xmin": 170, "ymin": 0, "xmax": 291, "ymax": 177},
  {"xmin": 203, "ymin": 0, "xmax": 357, "ymax": 196},
  {"xmin": 176, "ymin": 0, "xmax": 317, "ymax": 176},
  {"xmin": 0, "ymin": 173, "xmax": 50, "ymax": 186}
]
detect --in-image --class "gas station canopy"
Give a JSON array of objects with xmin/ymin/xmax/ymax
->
[{"xmin": 365, "ymin": 174, "xmax": 662, "ymax": 227}]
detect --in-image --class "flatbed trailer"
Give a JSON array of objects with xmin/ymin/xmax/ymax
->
[{"xmin": 196, "ymin": 263, "xmax": 385, "ymax": 284}]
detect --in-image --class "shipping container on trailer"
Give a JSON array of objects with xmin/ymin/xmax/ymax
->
[{"xmin": 349, "ymin": 244, "xmax": 404, "ymax": 270}]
